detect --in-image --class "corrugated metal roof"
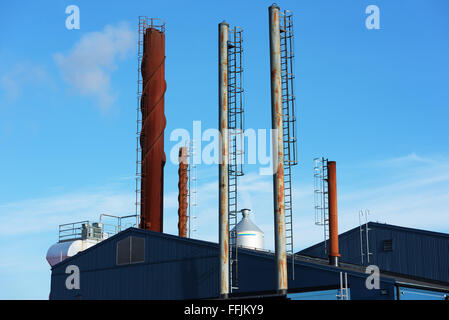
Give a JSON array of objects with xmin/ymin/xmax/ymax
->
[{"xmin": 299, "ymin": 222, "xmax": 449, "ymax": 285}]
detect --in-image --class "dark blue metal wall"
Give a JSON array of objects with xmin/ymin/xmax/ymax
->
[
  {"xmin": 50, "ymin": 228, "xmax": 396, "ymax": 300},
  {"xmin": 299, "ymin": 222, "xmax": 449, "ymax": 284}
]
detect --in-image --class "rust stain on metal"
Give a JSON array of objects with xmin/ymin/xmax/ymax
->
[
  {"xmin": 327, "ymin": 161, "xmax": 341, "ymax": 259},
  {"xmin": 139, "ymin": 27, "xmax": 166, "ymax": 233},
  {"xmin": 270, "ymin": 4, "xmax": 288, "ymax": 292},
  {"xmin": 224, "ymin": 238, "xmax": 228, "ymax": 263},
  {"xmin": 279, "ymin": 251, "xmax": 287, "ymax": 287},
  {"xmin": 177, "ymin": 147, "xmax": 188, "ymax": 238},
  {"xmin": 219, "ymin": 22, "xmax": 229, "ymax": 296}
]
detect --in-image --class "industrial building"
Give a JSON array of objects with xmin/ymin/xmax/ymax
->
[
  {"xmin": 48, "ymin": 223, "xmax": 449, "ymax": 300},
  {"xmin": 300, "ymin": 222, "xmax": 449, "ymax": 285},
  {"xmin": 46, "ymin": 5, "xmax": 449, "ymax": 300}
]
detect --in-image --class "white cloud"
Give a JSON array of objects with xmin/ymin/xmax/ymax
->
[
  {"xmin": 54, "ymin": 22, "xmax": 136, "ymax": 109},
  {"xmin": 10, "ymin": 152, "xmax": 445, "ymax": 251},
  {"xmin": 0, "ymin": 63, "xmax": 51, "ymax": 101},
  {"xmin": 162, "ymin": 153, "xmax": 449, "ymax": 252},
  {"xmin": 337, "ymin": 153, "xmax": 449, "ymax": 235},
  {"xmin": 0, "ymin": 188, "xmax": 134, "ymax": 236},
  {"xmin": 378, "ymin": 152, "xmax": 437, "ymax": 166}
]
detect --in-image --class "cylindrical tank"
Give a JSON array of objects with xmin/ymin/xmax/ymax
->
[
  {"xmin": 46, "ymin": 239, "xmax": 99, "ymax": 267},
  {"xmin": 231, "ymin": 209, "xmax": 264, "ymax": 250}
]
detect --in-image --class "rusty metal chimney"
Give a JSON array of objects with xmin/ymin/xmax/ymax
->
[
  {"xmin": 139, "ymin": 26, "xmax": 167, "ymax": 232},
  {"xmin": 327, "ymin": 161, "xmax": 341, "ymax": 266},
  {"xmin": 269, "ymin": 4, "xmax": 288, "ymax": 295},
  {"xmin": 178, "ymin": 147, "xmax": 188, "ymax": 238},
  {"xmin": 218, "ymin": 21, "xmax": 230, "ymax": 299}
]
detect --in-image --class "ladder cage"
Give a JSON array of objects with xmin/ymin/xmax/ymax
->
[
  {"xmin": 280, "ymin": 9, "xmax": 298, "ymax": 280},
  {"xmin": 136, "ymin": 17, "xmax": 165, "ymax": 222},
  {"xmin": 313, "ymin": 157, "xmax": 329, "ymax": 255},
  {"xmin": 227, "ymin": 26, "xmax": 245, "ymax": 292},
  {"xmin": 187, "ymin": 140, "xmax": 198, "ymax": 239},
  {"xmin": 359, "ymin": 209, "xmax": 372, "ymax": 265}
]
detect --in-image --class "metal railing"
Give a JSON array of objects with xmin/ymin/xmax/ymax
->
[
  {"xmin": 100, "ymin": 214, "xmax": 140, "ymax": 238},
  {"xmin": 58, "ymin": 214, "xmax": 139, "ymax": 243},
  {"xmin": 58, "ymin": 221, "xmax": 90, "ymax": 242}
]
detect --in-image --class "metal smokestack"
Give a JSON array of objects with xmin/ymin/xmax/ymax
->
[
  {"xmin": 218, "ymin": 21, "xmax": 230, "ymax": 299},
  {"xmin": 327, "ymin": 161, "xmax": 341, "ymax": 266},
  {"xmin": 178, "ymin": 147, "xmax": 188, "ymax": 238},
  {"xmin": 139, "ymin": 26, "xmax": 167, "ymax": 232},
  {"xmin": 269, "ymin": 4, "xmax": 288, "ymax": 295}
]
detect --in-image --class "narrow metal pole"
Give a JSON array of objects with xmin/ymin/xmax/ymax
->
[
  {"xmin": 359, "ymin": 211, "xmax": 364, "ymax": 265},
  {"xmin": 269, "ymin": 4, "xmax": 288, "ymax": 295},
  {"xmin": 339, "ymin": 272, "xmax": 343, "ymax": 300},
  {"xmin": 365, "ymin": 211, "xmax": 370, "ymax": 263},
  {"xmin": 345, "ymin": 272, "xmax": 348, "ymax": 300},
  {"xmin": 218, "ymin": 21, "xmax": 229, "ymax": 299}
]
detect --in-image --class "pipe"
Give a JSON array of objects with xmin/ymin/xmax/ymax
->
[
  {"xmin": 269, "ymin": 4, "xmax": 288, "ymax": 295},
  {"xmin": 178, "ymin": 147, "xmax": 188, "ymax": 238},
  {"xmin": 327, "ymin": 161, "xmax": 341, "ymax": 266},
  {"xmin": 218, "ymin": 21, "xmax": 229, "ymax": 299},
  {"xmin": 139, "ymin": 27, "xmax": 167, "ymax": 232}
]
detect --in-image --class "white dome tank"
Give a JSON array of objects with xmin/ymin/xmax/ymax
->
[{"xmin": 231, "ymin": 209, "xmax": 264, "ymax": 250}]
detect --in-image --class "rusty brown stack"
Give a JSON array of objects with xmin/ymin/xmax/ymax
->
[
  {"xmin": 327, "ymin": 161, "xmax": 341, "ymax": 266},
  {"xmin": 139, "ymin": 27, "xmax": 167, "ymax": 232},
  {"xmin": 177, "ymin": 147, "xmax": 188, "ymax": 238}
]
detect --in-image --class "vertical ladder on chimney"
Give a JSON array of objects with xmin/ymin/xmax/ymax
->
[
  {"xmin": 135, "ymin": 17, "xmax": 147, "ymax": 222},
  {"xmin": 187, "ymin": 140, "xmax": 198, "ymax": 238},
  {"xmin": 314, "ymin": 157, "xmax": 330, "ymax": 255},
  {"xmin": 136, "ymin": 17, "xmax": 165, "ymax": 226},
  {"xmin": 280, "ymin": 10, "xmax": 298, "ymax": 280},
  {"xmin": 227, "ymin": 26, "xmax": 244, "ymax": 292}
]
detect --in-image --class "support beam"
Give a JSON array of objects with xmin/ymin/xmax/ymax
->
[
  {"xmin": 269, "ymin": 4, "xmax": 288, "ymax": 295},
  {"xmin": 218, "ymin": 21, "xmax": 229, "ymax": 299}
]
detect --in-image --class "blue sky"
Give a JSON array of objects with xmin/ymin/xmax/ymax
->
[{"xmin": 0, "ymin": 0, "xmax": 448, "ymax": 299}]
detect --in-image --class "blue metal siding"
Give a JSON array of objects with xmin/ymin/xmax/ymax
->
[
  {"xmin": 50, "ymin": 229, "xmax": 220, "ymax": 299},
  {"xmin": 300, "ymin": 222, "xmax": 449, "ymax": 284},
  {"xmin": 50, "ymin": 228, "xmax": 397, "ymax": 300}
]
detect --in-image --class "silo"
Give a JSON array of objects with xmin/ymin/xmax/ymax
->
[{"xmin": 231, "ymin": 209, "xmax": 264, "ymax": 250}]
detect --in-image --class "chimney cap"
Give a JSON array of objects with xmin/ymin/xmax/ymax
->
[{"xmin": 241, "ymin": 208, "xmax": 251, "ymax": 218}]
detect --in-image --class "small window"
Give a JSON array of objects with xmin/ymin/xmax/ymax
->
[
  {"xmin": 131, "ymin": 237, "xmax": 145, "ymax": 263},
  {"xmin": 117, "ymin": 237, "xmax": 131, "ymax": 265},
  {"xmin": 383, "ymin": 239, "xmax": 393, "ymax": 252},
  {"xmin": 116, "ymin": 236, "xmax": 145, "ymax": 265}
]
